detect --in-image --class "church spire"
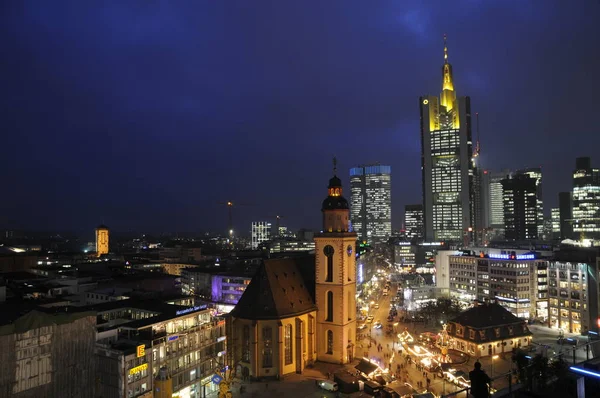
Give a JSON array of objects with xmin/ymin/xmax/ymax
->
[
  {"xmin": 440, "ymin": 34, "xmax": 456, "ymax": 111},
  {"xmin": 333, "ymin": 156, "xmax": 337, "ymax": 175}
]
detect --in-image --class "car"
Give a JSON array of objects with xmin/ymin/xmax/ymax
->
[
  {"xmin": 374, "ymin": 322, "xmax": 383, "ymax": 329},
  {"xmin": 315, "ymin": 379, "xmax": 339, "ymax": 392},
  {"xmin": 366, "ymin": 316, "xmax": 375, "ymax": 323},
  {"xmin": 358, "ymin": 324, "xmax": 368, "ymax": 330},
  {"xmin": 383, "ymin": 292, "xmax": 388, "ymax": 296},
  {"xmin": 374, "ymin": 303, "xmax": 380, "ymax": 309}
]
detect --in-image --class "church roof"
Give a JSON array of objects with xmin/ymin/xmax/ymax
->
[
  {"xmin": 230, "ymin": 256, "xmax": 316, "ymax": 320},
  {"xmin": 450, "ymin": 303, "xmax": 525, "ymax": 329}
]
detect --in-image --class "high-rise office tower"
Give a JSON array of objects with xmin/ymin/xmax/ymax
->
[
  {"xmin": 420, "ymin": 36, "xmax": 476, "ymax": 243},
  {"xmin": 349, "ymin": 164, "xmax": 391, "ymax": 244},
  {"xmin": 95, "ymin": 224, "xmax": 109, "ymax": 257},
  {"xmin": 558, "ymin": 192, "xmax": 573, "ymax": 239},
  {"xmin": 502, "ymin": 175, "xmax": 538, "ymax": 240},
  {"xmin": 516, "ymin": 168, "xmax": 543, "ymax": 238},
  {"xmin": 571, "ymin": 157, "xmax": 600, "ymax": 239},
  {"xmin": 551, "ymin": 208, "xmax": 560, "ymax": 239},
  {"xmin": 404, "ymin": 204, "xmax": 424, "ymax": 240},
  {"xmin": 251, "ymin": 221, "xmax": 271, "ymax": 249},
  {"xmin": 482, "ymin": 170, "xmax": 511, "ymax": 239}
]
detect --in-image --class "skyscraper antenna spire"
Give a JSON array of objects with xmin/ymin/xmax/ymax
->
[
  {"xmin": 333, "ymin": 156, "xmax": 337, "ymax": 175},
  {"xmin": 443, "ymin": 33, "xmax": 448, "ymax": 64}
]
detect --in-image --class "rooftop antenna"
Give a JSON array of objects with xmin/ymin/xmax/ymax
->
[{"xmin": 333, "ymin": 156, "xmax": 337, "ymax": 175}]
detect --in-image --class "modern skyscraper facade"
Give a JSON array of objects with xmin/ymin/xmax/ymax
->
[
  {"xmin": 571, "ymin": 157, "xmax": 600, "ymax": 240},
  {"xmin": 404, "ymin": 204, "xmax": 424, "ymax": 240},
  {"xmin": 349, "ymin": 164, "xmax": 391, "ymax": 243},
  {"xmin": 251, "ymin": 221, "xmax": 271, "ymax": 249},
  {"xmin": 551, "ymin": 208, "xmax": 560, "ymax": 238},
  {"xmin": 502, "ymin": 175, "xmax": 538, "ymax": 240},
  {"xmin": 420, "ymin": 36, "xmax": 476, "ymax": 243},
  {"xmin": 558, "ymin": 192, "xmax": 573, "ymax": 239},
  {"xmin": 516, "ymin": 168, "xmax": 544, "ymax": 238},
  {"xmin": 482, "ymin": 170, "xmax": 512, "ymax": 239}
]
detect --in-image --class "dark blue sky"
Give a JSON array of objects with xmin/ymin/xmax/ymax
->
[{"xmin": 2, "ymin": 1, "xmax": 599, "ymax": 236}]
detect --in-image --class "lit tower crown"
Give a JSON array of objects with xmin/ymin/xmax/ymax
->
[
  {"xmin": 322, "ymin": 157, "xmax": 350, "ymax": 233},
  {"xmin": 440, "ymin": 34, "xmax": 456, "ymax": 111}
]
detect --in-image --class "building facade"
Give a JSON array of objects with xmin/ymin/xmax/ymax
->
[
  {"xmin": 502, "ymin": 174, "xmax": 538, "ymax": 240},
  {"xmin": 96, "ymin": 224, "xmax": 109, "ymax": 257},
  {"xmin": 571, "ymin": 157, "xmax": 600, "ymax": 240},
  {"xmin": 559, "ymin": 192, "xmax": 574, "ymax": 240},
  {"xmin": 446, "ymin": 303, "xmax": 532, "ymax": 358},
  {"xmin": 95, "ymin": 300, "xmax": 226, "ymax": 398},
  {"xmin": 349, "ymin": 164, "xmax": 392, "ymax": 244},
  {"xmin": 551, "ymin": 208, "xmax": 560, "ymax": 239},
  {"xmin": 485, "ymin": 170, "xmax": 511, "ymax": 239},
  {"xmin": 516, "ymin": 168, "xmax": 544, "ymax": 239},
  {"xmin": 251, "ymin": 222, "xmax": 272, "ymax": 249},
  {"xmin": 404, "ymin": 204, "xmax": 424, "ymax": 240},
  {"xmin": 420, "ymin": 37, "xmax": 476, "ymax": 243}
]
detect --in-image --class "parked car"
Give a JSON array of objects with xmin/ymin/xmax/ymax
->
[{"xmin": 315, "ymin": 379, "xmax": 339, "ymax": 392}]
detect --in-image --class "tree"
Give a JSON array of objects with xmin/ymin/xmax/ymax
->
[
  {"xmin": 511, "ymin": 348, "xmax": 529, "ymax": 385},
  {"xmin": 531, "ymin": 354, "xmax": 549, "ymax": 392}
]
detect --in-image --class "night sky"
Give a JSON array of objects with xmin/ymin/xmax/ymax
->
[{"xmin": 2, "ymin": 1, "xmax": 599, "ymax": 237}]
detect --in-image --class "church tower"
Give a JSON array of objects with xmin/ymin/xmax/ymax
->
[{"xmin": 315, "ymin": 158, "xmax": 357, "ymax": 364}]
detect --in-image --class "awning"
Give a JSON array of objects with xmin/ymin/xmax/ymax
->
[{"xmin": 355, "ymin": 358, "xmax": 378, "ymax": 375}]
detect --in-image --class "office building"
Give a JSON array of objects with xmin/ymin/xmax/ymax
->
[
  {"xmin": 502, "ymin": 174, "xmax": 538, "ymax": 240},
  {"xmin": 447, "ymin": 251, "xmax": 548, "ymax": 320},
  {"xmin": 420, "ymin": 37, "xmax": 476, "ymax": 243},
  {"xmin": 251, "ymin": 221, "xmax": 271, "ymax": 249},
  {"xmin": 94, "ymin": 299, "xmax": 226, "ymax": 398},
  {"xmin": 516, "ymin": 168, "xmax": 544, "ymax": 238},
  {"xmin": 559, "ymin": 192, "xmax": 574, "ymax": 239},
  {"xmin": 350, "ymin": 164, "xmax": 392, "ymax": 243},
  {"xmin": 571, "ymin": 157, "xmax": 600, "ymax": 240},
  {"xmin": 482, "ymin": 170, "xmax": 512, "ymax": 239},
  {"xmin": 95, "ymin": 224, "xmax": 109, "ymax": 257},
  {"xmin": 0, "ymin": 308, "xmax": 97, "ymax": 398},
  {"xmin": 404, "ymin": 204, "xmax": 424, "ymax": 240},
  {"xmin": 551, "ymin": 208, "xmax": 560, "ymax": 239}
]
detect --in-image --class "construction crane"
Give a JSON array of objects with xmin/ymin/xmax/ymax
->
[{"xmin": 217, "ymin": 201, "xmax": 253, "ymax": 238}]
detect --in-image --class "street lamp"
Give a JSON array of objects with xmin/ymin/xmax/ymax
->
[{"xmin": 491, "ymin": 354, "xmax": 499, "ymax": 377}]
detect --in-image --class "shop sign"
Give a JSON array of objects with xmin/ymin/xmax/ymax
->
[{"xmin": 129, "ymin": 363, "xmax": 148, "ymax": 375}]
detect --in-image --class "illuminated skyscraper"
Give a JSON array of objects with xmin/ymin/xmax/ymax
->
[
  {"xmin": 420, "ymin": 36, "xmax": 476, "ymax": 243},
  {"xmin": 251, "ymin": 221, "xmax": 271, "ymax": 249},
  {"xmin": 516, "ymin": 167, "xmax": 544, "ymax": 238},
  {"xmin": 551, "ymin": 208, "xmax": 560, "ymax": 239},
  {"xmin": 482, "ymin": 169, "xmax": 512, "ymax": 239},
  {"xmin": 404, "ymin": 204, "xmax": 424, "ymax": 240},
  {"xmin": 349, "ymin": 164, "xmax": 391, "ymax": 244},
  {"xmin": 95, "ymin": 224, "xmax": 109, "ymax": 257},
  {"xmin": 571, "ymin": 157, "xmax": 600, "ymax": 239},
  {"xmin": 502, "ymin": 175, "xmax": 538, "ymax": 240}
]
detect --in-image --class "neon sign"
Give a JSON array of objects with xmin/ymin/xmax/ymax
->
[
  {"xmin": 488, "ymin": 253, "xmax": 535, "ymax": 260},
  {"xmin": 176, "ymin": 304, "xmax": 208, "ymax": 316},
  {"xmin": 129, "ymin": 363, "xmax": 148, "ymax": 375}
]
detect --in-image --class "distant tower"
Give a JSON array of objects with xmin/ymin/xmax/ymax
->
[
  {"xmin": 315, "ymin": 158, "xmax": 357, "ymax": 364},
  {"xmin": 95, "ymin": 224, "xmax": 109, "ymax": 257}
]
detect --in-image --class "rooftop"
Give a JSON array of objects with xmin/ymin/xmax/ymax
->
[{"xmin": 450, "ymin": 303, "xmax": 527, "ymax": 329}]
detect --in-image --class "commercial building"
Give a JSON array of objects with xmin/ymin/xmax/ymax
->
[
  {"xmin": 251, "ymin": 221, "xmax": 271, "ymax": 249},
  {"xmin": 482, "ymin": 170, "xmax": 511, "ymax": 239},
  {"xmin": 446, "ymin": 303, "xmax": 532, "ymax": 358},
  {"xmin": 395, "ymin": 241, "xmax": 446, "ymax": 274},
  {"xmin": 94, "ymin": 299, "xmax": 226, "ymax": 398},
  {"xmin": 259, "ymin": 237, "xmax": 316, "ymax": 254},
  {"xmin": 404, "ymin": 204, "xmax": 424, "ymax": 240},
  {"xmin": 96, "ymin": 224, "xmax": 109, "ymax": 257},
  {"xmin": 502, "ymin": 174, "xmax": 538, "ymax": 240},
  {"xmin": 181, "ymin": 267, "xmax": 253, "ymax": 310},
  {"xmin": 559, "ymin": 192, "xmax": 574, "ymax": 239},
  {"xmin": 159, "ymin": 246, "xmax": 203, "ymax": 264},
  {"xmin": 551, "ymin": 208, "xmax": 560, "ymax": 239},
  {"xmin": 571, "ymin": 157, "xmax": 600, "ymax": 240},
  {"xmin": 0, "ymin": 307, "xmax": 97, "ymax": 397},
  {"xmin": 350, "ymin": 164, "xmax": 392, "ymax": 244},
  {"xmin": 516, "ymin": 168, "xmax": 544, "ymax": 239},
  {"xmin": 446, "ymin": 251, "xmax": 548, "ymax": 320},
  {"xmin": 420, "ymin": 37, "xmax": 477, "ymax": 243}
]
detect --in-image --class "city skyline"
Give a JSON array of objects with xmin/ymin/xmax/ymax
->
[{"xmin": 2, "ymin": 1, "xmax": 600, "ymax": 234}]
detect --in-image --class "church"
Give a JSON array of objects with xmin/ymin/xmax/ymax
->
[{"xmin": 228, "ymin": 161, "xmax": 357, "ymax": 379}]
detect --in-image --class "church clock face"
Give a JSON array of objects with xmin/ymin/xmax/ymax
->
[
  {"xmin": 323, "ymin": 245, "xmax": 334, "ymax": 256},
  {"xmin": 347, "ymin": 245, "xmax": 353, "ymax": 257}
]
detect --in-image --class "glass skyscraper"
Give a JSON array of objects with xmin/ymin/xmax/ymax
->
[
  {"xmin": 571, "ymin": 157, "xmax": 600, "ymax": 239},
  {"xmin": 516, "ymin": 167, "xmax": 544, "ymax": 238},
  {"xmin": 420, "ymin": 36, "xmax": 477, "ymax": 243},
  {"xmin": 404, "ymin": 204, "xmax": 423, "ymax": 240},
  {"xmin": 350, "ymin": 164, "xmax": 391, "ymax": 244}
]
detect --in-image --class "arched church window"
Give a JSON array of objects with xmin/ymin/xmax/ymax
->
[
  {"xmin": 326, "ymin": 291, "xmax": 333, "ymax": 322},
  {"xmin": 326, "ymin": 330, "xmax": 333, "ymax": 354},
  {"xmin": 324, "ymin": 245, "xmax": 334, "ymax": 282}
]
